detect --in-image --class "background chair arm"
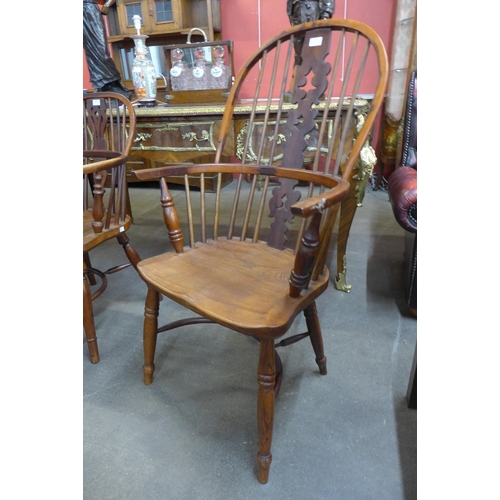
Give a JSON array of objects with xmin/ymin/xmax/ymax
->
[{"xmin": 83, "ymin": 151, "xmax": 128, "ymax": 175}]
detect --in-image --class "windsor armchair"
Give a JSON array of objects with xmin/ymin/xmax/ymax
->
[
  {"xmin": 83, "ymin": 92, "xmax": 141, "ymax": 363},
  {"xmin": 132, "ymin": 19, "xmax": 388, "ymax": 483}
]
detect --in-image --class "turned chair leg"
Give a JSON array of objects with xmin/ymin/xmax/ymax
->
[
  {"xmin": 116, "ymin": 232, "xmax": 141, "ymax": 269},
  {"xmin": 143, "ymin": 286, "xmax": 160, "ymax": 385},
  {"xmin": 84, "ymin": 252, "xmax": 96, "ymax": 286},
  {"xmin": 83, "ymin": 272, "xmax": 100, "ymax": 363},
  {"xmin": 256, "ymin": 338, "xmax": 276, "ymax": 484},
  {"xmin": 304, "ymin": 301, "xmax": 327, "ymax": 375}
]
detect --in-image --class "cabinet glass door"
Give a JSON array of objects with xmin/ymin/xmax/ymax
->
[
  {"xmin": 117, "ymin": 0, "xmax": 179, "ymax": 35},
  {"xmin": 154, "ymin": 1, "xmax": 174, "ymax": 23}
]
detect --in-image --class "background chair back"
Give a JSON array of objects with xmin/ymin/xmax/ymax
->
[{"xmin": 83, "ymin": 92, "xmax": 137, "ymax": 231}]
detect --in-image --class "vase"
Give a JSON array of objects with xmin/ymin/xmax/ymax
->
[{"xmin": 130, "ymin": 15, "xmax": 157, "ymax": 102}]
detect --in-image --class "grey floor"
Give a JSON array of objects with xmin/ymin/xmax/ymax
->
[{"xmin": 83, "ymin": 180, "xmax": 417, "ymax": 500}]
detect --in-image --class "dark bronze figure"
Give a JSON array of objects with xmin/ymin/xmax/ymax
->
[
  {"xmin": 286, "ymin": 1, "xmax": 335, "ymax": 65},
  {"xmin": 83, "ymin": 0, "xmax": 131, "ymax": 98},
  {"xmin": 287, "ymin": 0, "xmax": 335, "ymax": 26}
]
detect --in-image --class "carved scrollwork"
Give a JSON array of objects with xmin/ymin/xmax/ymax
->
[
  {"xmin": 131, "ymin": 121, "xmax": 216, "ymax": 152},
  {"xmin": 236, "ymin": 121, "xmax": 259, "ymax": 163},
  {"xmin": 268, "ymin": 133, "xmax": 287, "ymax": 144},
  {"xmin": 182, "ymin": 130, "xmax": 210, "ymax": 142},
  {"xmin": 135, "ymin": 132, "xmax": 153, "ymax": 143}
]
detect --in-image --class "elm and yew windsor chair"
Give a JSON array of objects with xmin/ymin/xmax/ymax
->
[
  {"xmin": 83, "ymin": 92, "xmax": 141, "ymax": 363},
  {"xmin": 132, "ymin": 19, "xmax": 388, "ymax": 483}
]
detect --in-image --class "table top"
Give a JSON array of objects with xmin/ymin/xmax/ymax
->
[{"xmin": 131, "ymin": 98, "xmax": 370, "ymax": 117}]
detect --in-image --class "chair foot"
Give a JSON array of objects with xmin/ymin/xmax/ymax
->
[
  {"xmin": 87, "ymin": 340, "xmax": 100, "ymax": 364},
  {"xmin": 256, "ymin": 453, "xmax": 272, "ymax": 484},
  {"xmin": 143, "ymin": 364, "xmax": 155, "ymax": 385},
  {"xmin": 304, "ymin": 302, "xmax": 327, "ymax": 375},
  {"xmin": 316, "ymin": 356, "xmax": 327, "ymax": 375}
]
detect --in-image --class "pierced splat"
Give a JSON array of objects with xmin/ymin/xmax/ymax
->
[
  {"xmin": 282, "ymin": 29, "xmax": 332, "ymax": 169},
  {"xmin": 84, "ymin": 98, "xmax": 110, "ymax": 151},
  {"xmin": 267, "ymin": 177, "xmax": 301, "ymax": 249},
  {"xmin": 266, "ymin": 29, "xmax": 333, "ymax": 249}
]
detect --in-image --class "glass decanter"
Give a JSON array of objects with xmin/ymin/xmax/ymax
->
[
  {"xmin": 130, "ymin": 15, "xmax": 157, "ymax": 102},
  {"xmin": 211, "ymin": 45, "xmax": 225, "ymax": 79}
]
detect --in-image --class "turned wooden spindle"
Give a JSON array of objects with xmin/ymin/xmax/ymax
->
[
  {"xmin": 91, "ymin": 170, "xmax": 106, "ymax": 233},
  {"xmin": 160, "ymin": 177, "xmax": 184, "ymax": 252}
]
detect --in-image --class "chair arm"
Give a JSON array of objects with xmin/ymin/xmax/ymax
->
[
  {"xmin": 132, "ymin": 163, "xmax": 348, "ymax": 191},
  {"xmin": 83, "ymin": 151, "xmax": 128, "ymax": 175},
  {"xmin": 388, "ymin": 166, "xmax": 417, "ymax": 233},
  {"xmin": 290, "ymin": 180, "xmax": 350, "ymax": 217}
]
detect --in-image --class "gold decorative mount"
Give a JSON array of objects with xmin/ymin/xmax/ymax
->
[
  {"xmin": 131, "ymin": 99, "xmax": 370, "ymax": 117},
  {"xmin": 131, "ymin": 121, "xmax": 216, "ymax": 152},
  {"xmin": 352, "ymin": 111, "xmax": 377, "ymax": 207},
  {"xmin": 334, "ymin": 255, "xmax": 352, "ymax": 293}
]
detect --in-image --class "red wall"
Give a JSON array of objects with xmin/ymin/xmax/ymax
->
[
  {"xmin": 84, "ymin": 1, "xmax": 396, "ymax": 87},
  {"xmin": 83, "ymin": 0, "xmax": 397, "ymax": 143},
  {"xmin": 218, "ymin": 0, "xmax": 396, "ymax": 152},
  {"xmin": 220, "ymin": 0, "xmax": 396, "ymax": 86}
]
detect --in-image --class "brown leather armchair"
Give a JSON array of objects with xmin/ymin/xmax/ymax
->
[
  {"xmin": 388, "ymin": 70, "xmax": 417, "ymax": 409},
  {"xmin": 388, "ymin": 70, "xmax": 417, "ymax": 317}
]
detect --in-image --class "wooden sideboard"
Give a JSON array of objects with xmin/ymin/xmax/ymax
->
[
  {"xmin": 126, "ymin": 102, "xmax": 235, "ymax": 190},
  {"xmin": 127, "ymin": 100, "xmax": 377, "ymax": 291}
]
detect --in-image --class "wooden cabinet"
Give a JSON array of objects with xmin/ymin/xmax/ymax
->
[
  {"xmin": 106, "ymin": 0, "xmax": 222, "ymax": 99},
  {"xmin": 108, "ymin": 0, "xmax": 221, "ymax": 39},
  {"xmin": 126, "ymin": 100, "xmax": 372, "ymax": 193},
  {"xmin": 115, "ymin": 0, "xmax": 184, "ymax": 36},
  {"xmin": 126, "ymin": 104, "xmax": 235, "ymax": 190}
]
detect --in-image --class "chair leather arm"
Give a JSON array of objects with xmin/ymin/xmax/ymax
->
[{"xmin": 388, "ymin": 166, "xmax": 417, "ymax": 233}]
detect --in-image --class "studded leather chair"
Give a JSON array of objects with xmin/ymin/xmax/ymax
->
[{"xmin": 388, "ymin": 70, "xmax": 417, "ymax": 317}]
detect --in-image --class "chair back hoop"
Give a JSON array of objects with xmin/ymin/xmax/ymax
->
[
  {"xmin": 83, "ymin": 92, "xmax": 137, "ymax": 232},
  {"xmin": 133, "ymin": 18, "xmax": 387, "ymax": 285},
  {"xmin": 217, "ymin": 18, "xmax": 388, "ymax": 181}
]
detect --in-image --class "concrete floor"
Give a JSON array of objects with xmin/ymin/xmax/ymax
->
[{"xmin": 83, "ymin": 180, "xmax": 417, "ymax": 499}]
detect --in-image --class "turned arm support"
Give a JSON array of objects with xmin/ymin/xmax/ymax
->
[
  {"xmin": 159, "ymin": 178, "xmax": 185, "ymax": 252},
  {"xmin": 84, "ymin": 151, "xmax": 129, "ymax": 233},
  {"xmin": 289, "ymin": 179, "xmax": 350, "ymax": 297}
]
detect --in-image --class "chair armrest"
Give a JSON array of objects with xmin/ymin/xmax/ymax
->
[
  {"xmin": 388, "ymin": 166, "xmax": 417, "ymax": 233},
  {"xmin": 289, "ymin": 178, "xmax": 350, "ymax": 297},
  {"xmin": 83, "ymin": 150, "xmax": 128, "ymax": 175}
]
